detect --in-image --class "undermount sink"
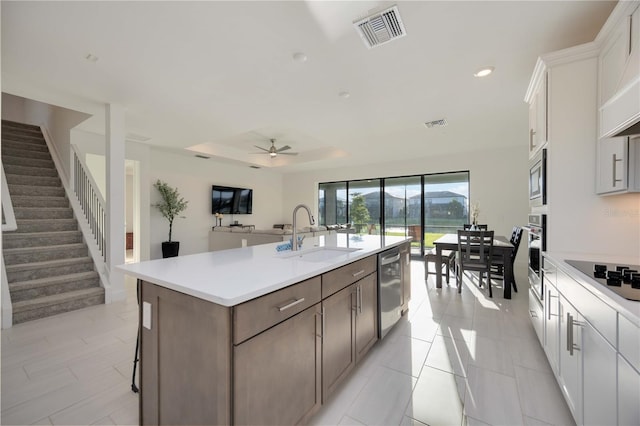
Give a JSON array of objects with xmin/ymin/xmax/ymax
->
[{"xmin": 277, "ymin": 246, "xmax": 361, "ymax": 262}]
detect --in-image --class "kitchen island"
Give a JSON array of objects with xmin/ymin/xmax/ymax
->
[{"xmin": 118, "ymin": 234, "xmax": 411, "ymax": 425}]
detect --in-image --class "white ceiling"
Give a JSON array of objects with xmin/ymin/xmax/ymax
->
[{"xmin": 1, "ymin": 1, "xmax": 616, "ymax": 172}]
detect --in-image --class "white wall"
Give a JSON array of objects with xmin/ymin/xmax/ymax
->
[{"xmin": 149, "ymin": 150, "xmax": 284, "ymax": 259}]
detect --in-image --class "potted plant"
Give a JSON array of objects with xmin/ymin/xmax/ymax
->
[{"xmin": 153, "ymin": 179, "xmax": 188, "ymax": 258}]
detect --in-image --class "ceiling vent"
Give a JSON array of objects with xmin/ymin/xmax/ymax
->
[
  {"xmin": 194, "ymin": 154, "xmax": 210, "ymax": 159},
  {"xmin": 424, "ymin": 119, "xmax": 448, "ymax": 128},
  {"xmin": 354, "ymin": 5, "xmax": 406, "ymax": 49}
]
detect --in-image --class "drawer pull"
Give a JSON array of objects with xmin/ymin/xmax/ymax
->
[
  {"xmin": 277, "ymin": 298, "xmax": 305, "ymax": 312},
  {"xmin": 352, "ymin": 270, "xmax": 365, "ymax": 278},
  {"xmin": 567, "ymin": 312, "xmax": 584, "ymax": 356}
]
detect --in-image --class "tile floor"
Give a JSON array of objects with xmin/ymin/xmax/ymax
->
[{"xmin": 1, "ymin": 261, "xmax": 575, "ymax": 425}]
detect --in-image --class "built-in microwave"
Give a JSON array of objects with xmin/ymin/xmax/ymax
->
[{"xmin": 529, "ymin": 148, "xmax": 547, "ymax": 207}]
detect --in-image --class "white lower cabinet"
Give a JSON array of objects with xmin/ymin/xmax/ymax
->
[
  {"xmin": 618, "ymin": 354, "xmax": 640, "ymax": 426},
  {"xmin": 558, "ymin": 295, "xmax": 583, "ymax": 424},
  {"xmin": 545, "ymin": 280, "xmax": 560, "ymax": 374},
  {"xmin": 536, "ymin": 256, "xmax": 637, "ymax": 426},
  {"xmin": 582, "ymin": 320, "xmax": 617, "ymax": 425}
]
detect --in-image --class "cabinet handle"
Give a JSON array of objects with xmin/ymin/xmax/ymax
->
[
  {"xmin": 352, "ymin": 270, "xmax": 365, "ymax": 278},
  {"xmin": 547, "ymin": 290, "xmax": 558, "ymax": 320},
  {"xmin": 541, "ymin": 267, "xmax": 555, "ymax": 274},
  {"xmin": 566, "ymin": 312, "xmax": 583, "ymax": 356},
  {"xmin": 321, "ymin": 306, "xmax": 325, "ymax": 339},
  {"xmin": 530, "ymin": 128, "xmax": 537, "ymax": 151},
  {"xmin": 277, "ymin": 297, "xmax": 305, "ymax": 312},
  {"xmin": 530, "ymin": 310, "xmax": 538, "ymax": 318},
  {"xmin": 612, "ymin": 154, "xmax": 623, "ymax": 187},
  {"xmin": 357, "ymin": 284, "xmax": 362, "ymax": 314}
]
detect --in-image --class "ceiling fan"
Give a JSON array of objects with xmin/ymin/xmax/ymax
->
[{"xmin": 253, "ymin": 139, "xmax": 298, "ymax": 157}]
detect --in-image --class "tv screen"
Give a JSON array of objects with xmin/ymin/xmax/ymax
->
[{"xmin": 212, "ymin": 185, "xmax": 252, "ymax": 214}]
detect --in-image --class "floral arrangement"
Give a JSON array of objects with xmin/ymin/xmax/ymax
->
[
  {"xmin": 215, "ymin": 212, "xmax": 224, "ymax": 227},
  {"xmin": 470, "ymin": 201, "xmax": 480, "ymax": 225}
]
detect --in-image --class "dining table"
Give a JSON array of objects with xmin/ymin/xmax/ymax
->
[{"xmin": 433, "ymin": 233, "xmax": 516, "ymax": 299}]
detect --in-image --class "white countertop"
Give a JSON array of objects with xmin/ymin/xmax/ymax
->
[
  {"xmin": 117, "ymin": 234, "xmax": 410, "ymax": 307},
  {"xmin": 545, "ymin": 251, "xmax": 640, "ymax": 324}
]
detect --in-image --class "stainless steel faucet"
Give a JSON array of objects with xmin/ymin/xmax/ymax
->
[{"xmin": 292, "ymin": 204, "xmax": 315, "ymax": 251}]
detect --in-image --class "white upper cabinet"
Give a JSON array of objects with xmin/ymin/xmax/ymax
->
[
  {"xmin": 596, "ymin": 136, "xmax": 640, "ymax": 194},
  {"xmin": 526, "ymin": 65, "xmax": 548, "ymax": 159}
]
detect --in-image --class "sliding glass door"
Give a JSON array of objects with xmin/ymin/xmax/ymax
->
[
  {"xmin": 348, "ymin": 180, "xmax": 381, "ymax": 234},
  {"xmin": 319, "ymin": 182, "xmax": 347, "ymax": 226},
  {"xmin": 382, "ymin": 176, "xmax": 422, "ymax": 254},
  {"xmin": 423, "ymin": 172, "xmax": 470, "ymax": 250}
]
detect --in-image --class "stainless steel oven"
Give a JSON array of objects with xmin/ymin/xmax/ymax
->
[
  {"xmin": 529, "ymin": 148, "xmax": 547, "ymax": 208},
  {"xmin": 525, "ymin": 213, "xmax": 546, "ymax": 302}
]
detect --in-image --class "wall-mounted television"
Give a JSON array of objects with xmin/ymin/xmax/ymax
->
[{"xmin": 212, "ymin": 185, "xmax": 253, "ymax": 215}]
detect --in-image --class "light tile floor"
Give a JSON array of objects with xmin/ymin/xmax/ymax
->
[{"xmin": 1, "ymin": 261, "xmax": 575, "ymax": 425}]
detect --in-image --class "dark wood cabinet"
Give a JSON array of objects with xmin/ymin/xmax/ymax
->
[
  {"xmin": 322, "ymin": 284, "xmax": 356, "ymax": 400},
  {"xmin": 322, "ymin": 270, "xmax": 378, "ymax": 402},
  {"xmin": 140, "ymin": 281, "xmax": 232, "ymax": 425},
  {"xmin": 126, "ymin": 232, "xmax": 133, "ymax": 250},
  {"xmin": 234, "ymin": 303, "xmax": 322, "ymax": 425}
]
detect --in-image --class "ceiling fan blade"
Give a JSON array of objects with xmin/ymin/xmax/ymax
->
[
  {"xmin": 254, "ymin": 145, "xmax": 270, "ymax": 152},
  {"xmin": 278, "ymin": 152, "xmax": 298, "ymax": 156},
  {"xmin": 275, "ymin": 145, "xmax": 292, "ymax": 152}
]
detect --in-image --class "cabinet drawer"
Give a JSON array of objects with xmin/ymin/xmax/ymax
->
[
  {"xmin": 556, "ymin": 267, "xmax": 617, "ymax": 346},
  {"xmin": 528, "ymin": 289, "xmax": 544, "ymax": 345},
  {"xmin": 619, "ymin": 313, "xmax": 640, "ymax": 371},
  {"xmin": 233, "ymin": 276, "xmax": 321, "ymax": 344},
  {"xmin": 322, "ymin": 256, "xmax": 376, "ymax": 298}
]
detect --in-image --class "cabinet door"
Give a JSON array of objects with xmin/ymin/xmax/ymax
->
[
  {"xmin": 544, "ymin": 280, "xmax": 560, "ymax": 374},
  {"xmin": 140, "ymin": 281, "xmax": 232, "ymax": 426},
  {"xmin": 400, "ymin": 243, "xmax": 411, "ymax": 313},
  {"xmin": 322, "ymin": 284, "xmax": 356, "ymax": 401},
  {"xmin": 355, "ymin": 273, "xmax": 378, "ymax": 362},
  {"xmin": 596, "ymin": 137, "xmax": 628, "ymax": 194},
  {"xmin": 559, "ymin": 296, "xmax": 582, "ymax": 424},
  {"xmin": 582, "ymin": 320, "xmax": 617, "ymax": 426},
  {"xmin": 234, "ymin": 303, "xmax": 322, "ymax": 425},
  {"xmin": 529, "ymin": 73, "xmax": 547, "ymax": 157},
  {"xmin": 618, "ymin": 354, "xmax": 640, "ymax": 426}
]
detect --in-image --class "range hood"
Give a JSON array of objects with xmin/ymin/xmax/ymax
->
[{"xmin": 600, "ymin": 40, "xmax": 640, "ymax": 138}]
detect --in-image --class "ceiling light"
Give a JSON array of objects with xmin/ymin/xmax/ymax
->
[
  {"xmin": 339, "ymin": 91, "xmax": 351, "ymax": 99},
  {"xmin": 292, "ymin": 52, "xmax": 308, "ymax": 62},
  {"xmin": 85, "ymin": 53, "xmax": 99, "ymax": 63},
  {"xmin": 270, "ymin": 152, "xmax": 277, "ymax": 158},
  {"xmin": 474, "ymin": 66, "xmax": 494, "ymax": 77}
]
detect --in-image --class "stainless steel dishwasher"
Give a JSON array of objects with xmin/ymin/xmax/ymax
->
[{"xmin": 378, "ymin": 247, "xmax": 402, "ymax": 339}]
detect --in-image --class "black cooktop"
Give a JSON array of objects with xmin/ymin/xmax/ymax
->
[{"xmin": 566, "ymin": 260, "xmax": 640, "ymax": 302}]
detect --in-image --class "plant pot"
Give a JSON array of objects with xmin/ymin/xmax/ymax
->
[{"xmin": 162, "ymin": 241, "xmax": 180, "ymax": 258}]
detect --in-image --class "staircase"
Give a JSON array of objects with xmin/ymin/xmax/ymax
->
[{"xmin": 1, "ymin": 120, "xmax": 104, "ymax": 324}]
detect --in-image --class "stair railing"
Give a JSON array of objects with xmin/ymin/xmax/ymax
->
[
  {"xmin": 1, "ymin": 163, "xmax": 17, "ymax": 232},
  {"xmin": 71, "ymin": 148, "xmax": 106, "ymax": 262}
]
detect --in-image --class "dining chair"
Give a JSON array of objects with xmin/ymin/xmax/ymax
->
[
  {"xmin": 424, "ymin": 248, "xmax": 456, "ymax": 284},
  {"xmin": 463, "ymin": 224, "xmax": 488, "ymax": 230},
  {"xmin": 490, "ymin": 226, "xmax": 523, "ymax": 292},
  {"xmin": 456, "ymin": 229, "xmax": 494, "ymax": 296}
]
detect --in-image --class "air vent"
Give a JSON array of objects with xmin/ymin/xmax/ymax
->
[
  {"xmin": 424, "ymin": 119, "xmax": 448, "ymax": 128},
  {"xmin": 249, "ymin": 165, "xmax": 261, "ymax": 169},
  {"xmin": 194, "ymin": 154, "xmax": 210, "ymax": 159},
  {"xmin": 354, "ymin": 5, "xmax": 406, "ymax": 49}
]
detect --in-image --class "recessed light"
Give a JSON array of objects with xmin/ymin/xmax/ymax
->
[
  {"xmin": 292, "ymin": 52, "xmax": 308, "ymax": 63},
  {"xmin": 338, "ymin": 91, "xmax": 351, "ymax": 99},
  {"xmin": 474, "ymin": 66, "xmax": 494, "ymax": 77},
  {"xmin": 85, "ymin": 53, "xmax": 99, "ymax": 63}
]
